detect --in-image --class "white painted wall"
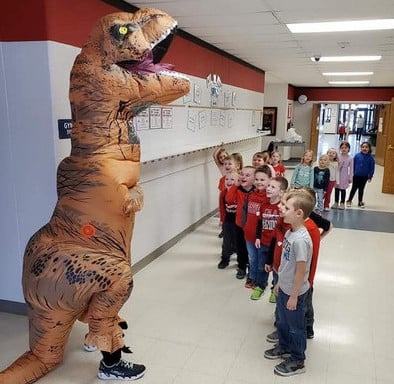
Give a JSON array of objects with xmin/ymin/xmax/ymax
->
[
  {"xmin": 0, "ymin": 41, "xmax": 263, "ymax": 305},
  {"xmin": 0, "ymin": 42, "xmax": 57, "ymax": 302}
]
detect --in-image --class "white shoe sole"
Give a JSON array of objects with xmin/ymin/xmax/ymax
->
[{"xmin": 97, "ymin": 371, "xmax": 145, "ymax": 381}]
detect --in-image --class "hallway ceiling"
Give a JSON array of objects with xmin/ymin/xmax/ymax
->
[{"xmin": 124, "ymin": 0, "xmax": 394, "ymax": 87}]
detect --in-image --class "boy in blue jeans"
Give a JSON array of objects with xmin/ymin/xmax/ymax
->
[{"xmin": 264, "ymin": 189, "xmax": 314, "ymax": 376}]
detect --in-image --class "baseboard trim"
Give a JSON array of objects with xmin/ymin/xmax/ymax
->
[
  {"xmin": 0, "ymin": 210, "xmax": 217, "ymax": 315},
  {"xmin": 133, "ymin": 209, "xmax": 217, "ymax": 273}
]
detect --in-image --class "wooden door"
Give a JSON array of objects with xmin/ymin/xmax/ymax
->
[
  {"xmin": 309, "ymin": 104, "xmax": 320, "ymax": 155},
  {"xmin": 375, "ymin": 104, "xmax": 389, "ymax": 165},
  {"xmin": 382, "ymin": 98, "xmax": 394, "ymax": 193}
]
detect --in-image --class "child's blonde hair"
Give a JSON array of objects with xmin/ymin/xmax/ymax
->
[
  {"xmin": 270, "ymin": 150, "xmax": 282, "ymax": 161},
  {"xmin": 327, "ymin": 148, "xmax": 338, "ymax": 162},
  {"xmin": 285, "ymin": 189, "xmax": 315, "ymax": 218},
  {"xmin": 231, "ymin": 152, "xmax": 244, "ymax": 170},
  {"xmin": 318, "ymin": 154, "xmax": 329, "ymax": 166},
  {"xmin": 300, "ymin": 150, "xmax": 314, "ymax": 166}
]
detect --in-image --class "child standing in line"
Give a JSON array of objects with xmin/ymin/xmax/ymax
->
[
  {"xmin": 346, "ymin": 141, "xmax": 375, "ymax": 208},
  {"xmin": 226, "ymin": 166, "xmax": 256, "ymax": 280},
  {"xmin": 253, "ymin": 176, "xmax": 289, "ymax": 301},
  {"xmin": 264, "ymin": 189, "xmax": 314, "ymax": 377},
  {"xmin": 217, "ymin": 172, "xmax": 241, "ymax": 269},
  {"xmin": 313, "ymin": 155, "xmax": 330, "ymax": 215},
  {"xmin": 324, "ymin": 148, "xmax": 339, "ymax": 211},
  {"xmin": 332, "ymin": 141, "xmax": 353, "ymax": 210},
  {"xmin": 213, "ymin": 144, "xmax": 229, "ymax": 176},
  {"xmin": 242, "ymin": 166, "xmax": 271, "ymax": 292},
  {"xmin": 216, "ymin": 154, "xmax": 239, "ymax": 238},
  {"xmin": 217, "ymin": 154, "xmax": 241, "ymax": 192},
  {"xmin": 252, "ymin": 151, "xmax": 276, "ymax": 176},
  {"xmin": 290, "ymin": 150, "xmax": 314, "ymax": 189},
  {"xmin": 270, "ymin": 150, "xmax": 286, "ymax": 176},
  {"xmin": 265, "ymin": 188, "xmax": 332, "ymax": 342},
  {"xmin": 231, "ymin": 152, "xmax": 244, "ymax": 172}
]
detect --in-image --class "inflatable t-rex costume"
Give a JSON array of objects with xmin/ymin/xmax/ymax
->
[{"xmin": 0, "ymin": 8, "xmax": 190, "ymax": 383}]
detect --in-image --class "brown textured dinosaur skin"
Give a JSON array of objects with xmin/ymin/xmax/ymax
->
[{"xmin": 0, "ymin": 9, "xmax": 190, "ymax": 384}]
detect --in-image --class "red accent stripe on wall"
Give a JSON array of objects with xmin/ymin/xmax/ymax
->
[
  {"xmin": 1, "ymin": 0, "xmax": 264, "ymax": 93},
  {"xmin": 165, "ymin": 37, "xmax": 264, "ymax": 93},
  {"xmin": 294, "ymin": 87, "xmax": 394, "ymax": 102},
  {"xmin": 288, "ymin": 85, "xmax": 295, "ymax": 100}
]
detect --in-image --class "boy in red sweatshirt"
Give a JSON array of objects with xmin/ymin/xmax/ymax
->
[
  {"xmin": 226, "ymin": 165, "xmax": 256, "ymax": 279},
  {"xmin": 251, "ymin": 176, "xmax": 288, "ymax": 300}
]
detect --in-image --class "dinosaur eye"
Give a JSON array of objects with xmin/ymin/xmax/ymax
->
[
  {"xmin": 119, "ymin": 26, "xmax": 128, "ymax": 35},
  {"xmin": 110, "ymin": 24, "xmax": 129, "ymax": 41}
]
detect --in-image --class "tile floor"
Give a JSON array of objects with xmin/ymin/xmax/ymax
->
[{"xmin": 1, "ymin": 134, "xmax": 394, "ymax": 383}]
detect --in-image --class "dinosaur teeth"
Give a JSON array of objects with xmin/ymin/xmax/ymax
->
[
  {"xmin": 158, "ymin": 70, "xmax": 189, "ymax": 80},
  {"xmin": 150, "ymin": 22, "xmax": 177, "ymax": 50}
]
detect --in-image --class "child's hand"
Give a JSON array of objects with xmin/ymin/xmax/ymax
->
[
  {"xmin": 264, "ymin": 264, "xmax": 272, "ymax": 272},
  {"xmin": 286, "ymin": 295, "xmax": 298, "ymax": 311},
  {"xmin": 255, "ymin": 239, "xmax": 261, "ymax": 248}
]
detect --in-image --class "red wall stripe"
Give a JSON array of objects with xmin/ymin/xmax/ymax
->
[
  {"xmin": 294, "ymin": 87, "xmax": 394, "ymax": 102},
  {"xmin": 1, "ymin": 0, "xmax": 264, "ymax": 92}
]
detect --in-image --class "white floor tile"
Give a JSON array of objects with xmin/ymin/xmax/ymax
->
[{"xmin": 1, "ymin": 134, "xmax": 393, "ymax": 383}]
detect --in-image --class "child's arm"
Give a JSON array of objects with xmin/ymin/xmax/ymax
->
[
  {"xmin": 287, "ymin": 261, "xmax": 307, "ymax": 310},
  {"xmin": 255, "ymin": 216, "xmax": 262, "ymax": 248},
  {"xmin": 264, "ymin": 236, "xmax": 276, "ymax": 272},
  {"xmin": 213, "ymin": 144, "xmax": 225, "ymax": 169},
  {"xmin": 290, "ymin": 166, "xmax": 298, "ymax": 187},
  {"xmin": 309, "ymin": 166, "xmax": 314, "ymax": 188}
]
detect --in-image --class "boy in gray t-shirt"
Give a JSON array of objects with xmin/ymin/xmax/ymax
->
[{"xmin": 264, "ymin": 189, "xmax": 313, "ymax": 377}]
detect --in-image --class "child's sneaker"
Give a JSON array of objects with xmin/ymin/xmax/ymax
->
[
  {"xmin": 269, "ymin": 289, "xmax": 276, "ymax": 303},
  {"xmin": 98, "ymin": 359, "xmax": 146, "ymax": 380},
  {"xmin": 274, "ymin": 357, "xmax": 305, "ymax": 376},
  {"xmin": 266, "ymin": 330, "xmax": 279, "ymax": 343},
  {"xmin": 250, "ymin": 286, "xmax": 265, "ymax": 300},
  {"xmin": 264, "ymin": 345, "xmax": 290, "ymax": 360},
  {"xmin": 346, "ymin": 200, "xmax": 352, "ymax": 207},
  {"xmin": 339, "ymin": 203, "xmax": 345, "ymax": 210},
  {"xmin": 324, "ymin": 207, "xmax": 330, "ymax": 212},
  {"xmin": 358, "ymin": 202, "xmax": 365, "ymax": 208},
  {"xmin": 331, "ymin": 203, "xmax": 338, "ymax": 209},
  {"xmin": 244, "ymin": 278, "xmax": 254, "ymax": 289}
]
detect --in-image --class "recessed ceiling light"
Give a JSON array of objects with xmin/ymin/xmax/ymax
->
[
  {"xmin": 287, "ymin": 19, "xmax": 394, "ymax": 33},
  {"xmin": 311, "ymin": 56, "xmax": 381, "ymax": 62},
  {"xmin": 323, "ymin": 72, "xmax": 374, "ymax": 76},
  {"xmin": 328, "ymin": 81, "xmax": 370, "ymax": 85}
]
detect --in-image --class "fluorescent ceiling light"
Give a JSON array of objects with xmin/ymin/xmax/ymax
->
[
  {"xmin": 328, "ymin": 81, "xmax": 370, "ymax": 85},
  {"xmin": 311, "ymin": 56, "xmax": 381, "ymax": 62},
  {"xmin": 287, "ymin": 19, "xmax": 394, "ymax": 33},
  {"xmin": 323, "ymin": 72, "xmax": 374, "ymax": 76}
]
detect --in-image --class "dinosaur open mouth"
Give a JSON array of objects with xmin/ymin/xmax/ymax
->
[{"xmin": 118, "ymin": 26, "xmax": 187, "ymax": 79}]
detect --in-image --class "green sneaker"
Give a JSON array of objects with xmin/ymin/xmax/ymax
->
[
  {"xmin": 250, "ymin": 286, "xmax": 265, "ymax": 300},
  {"xmin": 269, "ymin": 289, "xmax": 276, "ymax": 303}
]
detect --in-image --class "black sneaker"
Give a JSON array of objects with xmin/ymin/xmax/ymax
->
[
  {"xmin": 274, "ymin": 357, "xmax": 305, "ymax": 376},
  {"xmin": 307, "ymin": 327, "xmax": 314, "ymax": 339},
  {"xmin": 98, "ymin": 359, "xmax": 146, "ymax": 381},
  {"xmin": 217, "ymin": 260, "xmax": 229, "ymax": 269},
  {"xmin": 235, "ymin": 268, "xmax": 246, "ymax": 279},
  {"xmin": 264, "ymin": 345, "xmax": 291, "ymax": 360},
  {"xmin": 266, "ymin": 330, "xmax": 279, "ymax": 343}
]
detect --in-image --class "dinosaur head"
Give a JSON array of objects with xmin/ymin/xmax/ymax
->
[
  {"xmin": 70, "ymin": 9, "xmax": 190, "ymax": 153},
  {"xmin": 85, "ymin": 8, "xmax": 190, "ymax": 102}
]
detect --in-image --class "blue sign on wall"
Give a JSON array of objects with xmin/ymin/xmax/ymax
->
[{"xmin": 58, "ymin": 119, "xmax": 73, "ymax": 139}]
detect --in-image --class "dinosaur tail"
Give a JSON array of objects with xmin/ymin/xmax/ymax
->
[{"xmin": 0, "ymin": 351, "xmax": 55, "ymax": 384}]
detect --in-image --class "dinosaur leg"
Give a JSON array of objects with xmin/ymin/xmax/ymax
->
[
  {"xmin": 83, "ymin": 260, "xmax": 133, "ymax": 353},
  {"xmin": 0, "ymin": 306, "xmax": 77, "ymax": 384}
]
